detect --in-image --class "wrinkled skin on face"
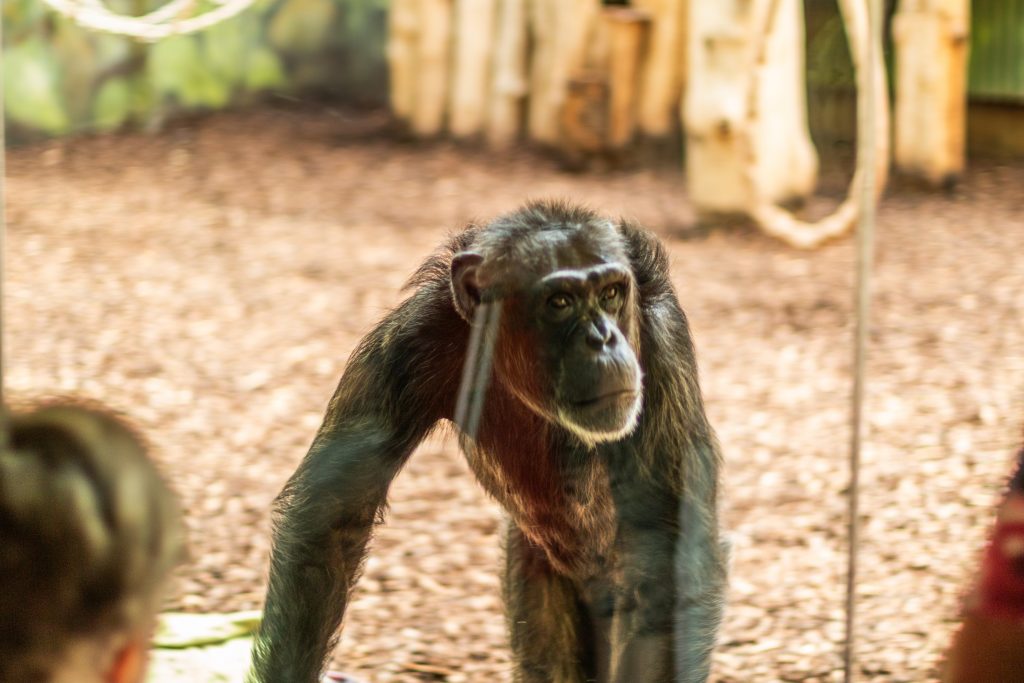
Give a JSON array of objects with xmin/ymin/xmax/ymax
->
[{"xmin": 450, "ymin": 220, "xmax": 644, "ymax": 446}]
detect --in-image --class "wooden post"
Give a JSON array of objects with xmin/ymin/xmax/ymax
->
[
  {"xmin": 604, "ymin": 8, "xmax": 651, "ymax": 150},
  {"xmin": 748, "ymin": 0, "xmax": 817, "ymax": 204},
  {"xmin": 684, "ymin": 0, "xmax": 817, "ymax": 215},
  {"xmin": 487, "ymin": 0, "xmax": 528, "ymax": 148},
  {"xmin": 450, "ymin": 0, "xmax": 499, "ymax": 138},
  {"xmin": 527, "ymin": 0, "xmax": 601, "ymax": 145},
  {"xmin": 387, "ymin": 0, "xmax": 419, "ymax": 123},
  {"xmin": 412, "ymin": 0, "xmax": 453, "ymax": 137},
  {"xmin": 632, "ymin": 0, "xmax": 686, "ymax": 138},
  {"xmin": 893, "ymin": 0, "xmax": 970, "ymax": 186},
  {"xmin": 560, "ymin": 73, "xmax": 609, "ymax": 159}
]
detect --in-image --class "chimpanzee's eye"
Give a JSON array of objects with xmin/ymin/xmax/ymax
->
[
  {"xmin": 548, "ymin": 293, "xmax": 573, "ymax": 310},
  {"xmin": 601, "ymin": 284, "xmax": 623, "ymax": 302}
]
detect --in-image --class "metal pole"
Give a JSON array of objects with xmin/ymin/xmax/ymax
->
[
  {"xmin": 844, "ymin": 0, "xmax": 883, "ymax": 680},
  {"xmin": 453, "ymin": 301, "xmax": 503, "ymax": 442},
  {"xmin": 0, "ymin": 4, "xmax": 8, "ymax": 448}
]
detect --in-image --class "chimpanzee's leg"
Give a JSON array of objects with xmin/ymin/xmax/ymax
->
[{"xmin": 502, "ymin": 521, "xmax": 590, "ymax": 683}]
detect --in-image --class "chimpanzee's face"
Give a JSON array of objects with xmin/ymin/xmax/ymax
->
[
  {"xmin": 522, "ymin": 259, "xmax": 643, "ymax": 444},
  {"xmin": 452, "ymin": 224, "xmax": 644, "ymax": 446}
]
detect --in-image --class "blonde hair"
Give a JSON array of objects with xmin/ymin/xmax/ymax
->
[{"xmin": 0, "ymin": 402, "xmax": 185, "ymax": 681}]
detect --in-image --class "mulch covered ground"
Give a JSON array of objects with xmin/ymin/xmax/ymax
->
[{"xmin": 6, "ymin": 106, "xmax": 1024, "ymax": 682}]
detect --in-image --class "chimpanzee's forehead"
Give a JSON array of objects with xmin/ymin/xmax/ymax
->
[{"xmin": 480, "ymin": 219, "xmax": 628, "ymax": 282}]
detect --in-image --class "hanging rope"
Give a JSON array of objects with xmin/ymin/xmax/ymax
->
[
  {"xmin": 37, "ymin": 0, "xmax": 259, "ymax": 41},
  {"xmin": 844, "ymin": 1, "xmax": 882, "ymax": 679},
  {"xmin": 743, "ymin": 0, "xmax": 889, "ymax": 250}
]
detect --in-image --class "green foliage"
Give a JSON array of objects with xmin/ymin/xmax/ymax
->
[
  {"xmin": 147, "ymin": 637, "xmax": 255, "ymax": 683},
  {"xmin": 968, "ymin": 0, "xmax": 1024, "ymax": 100},
  {"xmin": 245, "ymin": 48, "xmax": 287, "ymax": 90},
  {"xmin": 203, "ymin": 15, "xmax": 257, "ymax": 86},
  {"xmin": 2, "ymin": 0, "xmax": 48, "ymax": 39},
  {"xmin": 94, "ymin": 32, "xmax": 134, "ymax": 71},
  {"xmin": 806, "ymin": 14, "xmax": 854, "ymax": 89},
  {"xmin": 93, "ymin": 77, "xmax": 133, "ymax": 131},
  {"xmin": 52, "ymin": 17, "xmax": 100, "ymax": 123},
  {"xmin": 129, "ymin": 74, "xmax": 155, "ymax": 116},
  {"xmin": 154, "ymin": 611, "xmax": 262, "ymax": 648},
  {"xmin": 2, "ymin": 0, "xmax": 387, "ymax": 137},
  {"xmin": 268, "ymin": 0, "xmax": 337, "ymax": 54},
  {"xmin": 4, "ymin": 38, "xmax": 71, "ymax": 134},
  {"xmin": 148, "ymin": 36, "xmax": 231, "ymax": 108}
]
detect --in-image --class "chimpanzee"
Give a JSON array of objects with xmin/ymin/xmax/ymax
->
[{"xmin": 246, "ymin": 201, "xmax": 727, "ymax": 683}]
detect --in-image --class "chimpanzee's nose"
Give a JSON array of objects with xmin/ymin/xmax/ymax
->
[{"xmin": 585, "ymin": 318, "xmax": 614, "ymax": 350}]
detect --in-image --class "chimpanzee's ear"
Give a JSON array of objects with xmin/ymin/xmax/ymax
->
[{"xmin": 450, "ymin": 251, "xmax": 484, "ymax": 322}]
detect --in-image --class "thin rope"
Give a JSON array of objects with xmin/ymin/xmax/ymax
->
[
  {"xmin": 844, "ymin": 0, "xmax": 883, "ymax": 680},
  {"xmin": 37, "ymin": 0, "xmax": 258, "ymax": 41}
]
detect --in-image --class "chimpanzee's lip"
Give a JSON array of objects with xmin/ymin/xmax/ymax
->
[{"xmin": 572, "ymin": 390, "xmax": 637, "ymax": 408}]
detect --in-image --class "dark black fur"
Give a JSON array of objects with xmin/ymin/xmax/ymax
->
[{"xmin": 247, "ymin": 201, "xmax": 727, "ymax": 683}]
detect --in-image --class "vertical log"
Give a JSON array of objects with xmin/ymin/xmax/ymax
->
[
  {"xmin": 387, "ymin": 0, "xmax": 419, "ymax": 122},
  {"xmin": 527, "ymin": 0, "xmax": 600, "ymax": 145},
  {"xmin": 487, "ymin": 0, "xmax": 528, "ymax": 147},
  {"xmin": 893, "ymin": 0, "xmax": 970, "ymax": 186},
  {"xmin": 560, "ymin": 73, "xmax": 609, "ymax": 157},
  {"xmin": 684, "ymin": 0, "xmax": 758, "ymax": 214},
  {"xmin": 633, "ymin": 0, "xmax": 686, "ymax": 138},
  {"xmin": 412, "ymin": 0, "xmax": 453, "ymax": 137},
  {"xmin": 450, "ymin": 0, "xmax": 499, "ymax": 138},
  {"xmin": 604, "ymin": 8, "xmax": 650, "ymax": 150},
  {"xmin": 684, "ymin": 0, "xmax": 817, "ymax": 215},
  {"xmin": 749, "ymin": 0, "xmax": 818, "ymax": 203},
  {"xmin": 676, "ymin": 0, "xmax": 689, "ymax": 105}
]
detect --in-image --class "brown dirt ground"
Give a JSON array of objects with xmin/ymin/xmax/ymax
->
[{"xmin": 5, "ymin": 106, "xmax": 1024, "ymax": 683}]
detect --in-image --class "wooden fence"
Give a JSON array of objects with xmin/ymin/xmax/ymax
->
[{"xmin": 387, "ymin": 0, "xmax": 686, "ymax": 160}]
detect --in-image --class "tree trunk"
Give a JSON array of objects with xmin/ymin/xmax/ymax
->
[
  {"xmin": 684, "ymin": 0, "xmax": 818, "ymax": 215},
  {"xmin": 749, "ymin": 0, "xmax": 818, "ymax": 204},
  {"xmin": 412, "ymin": 0, "xmax": 453, "ymax": 137},
  {"xmin": 893, "ymin": 0, "xmax": 970, "ymax": 186},
  {"xmin": 632, "ymin": 0, "xmax": 686, "ymax": 138},
  {"xmin": 450, "ymin": 0, "xmax": 499, "ymax": 138},
  {"xmin": 527, "ymin": 0, "xmax": 601, "ymax": 145},
  {"xmin": 604, "ymin": 8, "xmax": 650, "ymax": 150},
  {"xmin": 487, "ymin": 0, "xmax": 529, "ymax": 148},
  {"xmin": 387, "ymin": 0, "xmax": 419, "ymax": 123}
]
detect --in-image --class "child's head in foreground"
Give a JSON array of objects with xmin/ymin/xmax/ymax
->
[{"xmin": 0, "ymin": 402, "xmax": 185, "ymax": 683}]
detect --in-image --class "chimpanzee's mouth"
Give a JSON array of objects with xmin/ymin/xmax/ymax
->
[{"xmin": 572, "ymin": 390, "xmax": 637, "ymax": 408}]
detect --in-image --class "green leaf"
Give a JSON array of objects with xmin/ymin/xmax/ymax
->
[
  {"xmin": 244, "ymin": 48, "xmax": 287, "ymax": 91},
  {"xmin": 52, "ymin": 17, "xmax": 99, "ymax": 123},
  {"xmin": 93, "ymin": 78, "xmax": 132, "ymax": 131},
  {"xmin": 3, "ymin": 0, "xmax": 47, "ymax": 33},
  {"xmin": 148, "ymin": 36, "xmax": 231, "ymax": 108},
  {"xmin": 147, "ymin": 636, "xmax": 255, "ymax": 683},
  {"xmin": 95, "ymin": 33, "xmax": 133, "ymax": 71},
  {"xmin": 203, "ymin": 16, "xmax": 256, "ymax": 86},
  {"xmin": 154, "ymin": 610, "xmax": 262, "ymax": 648},
  {"xmin": 3, "ymin": 39, "xmax": 71, "ymax": 134},
  {"xmin": 268, "ymin": 0, "xmax": 337, "ymax": 54},
  {"xmin": 129, "ymin": 73, "xmax": 156, "ymax": 118}
]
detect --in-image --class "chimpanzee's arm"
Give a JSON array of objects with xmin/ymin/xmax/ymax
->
[
  {"xmin": 610, "ymin": 438, "xmax": 725, "ymax": 683},
  {"xmin": 610, "ymin": 292, "xmax": 727, "ymax": 683},
  {"xmin": 247, "ymin": 290, "xmax": 460, "ymax": 683},
  {"xmin": 672, "ymin": 448, "xmax": 728, "ymax": 683}
]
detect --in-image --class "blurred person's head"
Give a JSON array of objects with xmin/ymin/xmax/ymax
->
[{"xmin": 0, "ymin": 402, "xmax": 185, "ymax": 683}]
